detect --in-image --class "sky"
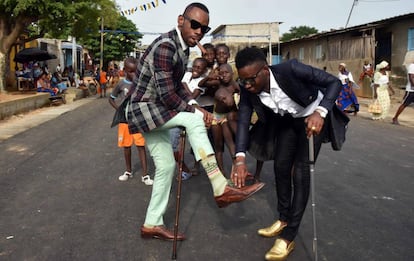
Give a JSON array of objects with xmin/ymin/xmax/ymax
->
[{"xmin": 115, "ymin": 0, "xmax": 414, "ymax": 45}]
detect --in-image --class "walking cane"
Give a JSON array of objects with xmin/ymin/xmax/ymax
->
[
  {"xmin": 172, "ymin": 128, "xmax": 186, "ymax": 260},
  {"xmin": 308, "ymin": 134, "xmax": 318, "ymax": 261}
]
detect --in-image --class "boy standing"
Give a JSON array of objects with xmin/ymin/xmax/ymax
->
[
  {"xmin": 99, "ymin": 67, "xmax": 108, "ymax": 98},
  {"xmin": 109, "ymin": 57, "xmax": 153, "ymax": 185}
]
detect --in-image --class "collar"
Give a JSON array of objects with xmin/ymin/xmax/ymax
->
[
  {"xmin": 269, "ymin": 72, "xmax": 277, "ymax": 91},
  {"xmin": 175, "ymin": 26, "xmax": 189, "ymax": 53}
]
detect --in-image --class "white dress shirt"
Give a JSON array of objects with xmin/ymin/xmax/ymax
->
[{"xmin": 258, "ymin": 72, "xmax": 324, "ymax": 118}]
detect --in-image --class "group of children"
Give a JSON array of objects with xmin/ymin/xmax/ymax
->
[
  {"xmin": 109, "ymin": 43, "xmax": 263, "ymax": 186},
  {"xmin": 171, "ymin": 43, "xmax": 262, "ymax": 182}
]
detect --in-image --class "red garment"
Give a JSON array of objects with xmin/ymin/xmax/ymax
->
[{"xmin": 99, "ymin": 71, "xmax": 107, "ymax": 84}]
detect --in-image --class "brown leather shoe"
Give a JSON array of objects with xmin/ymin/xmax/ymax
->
[
  {"xmin": 214, "ymin": 182, "xmax": 265, "ymax": 208},
  {"xmin": 140, "ymin": 225, "xmax": 185, "ymax": 241}
]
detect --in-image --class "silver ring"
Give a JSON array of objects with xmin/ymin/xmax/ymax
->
[
  {"xmin": 311, "ymin": 126, "xmax": 316, "ymax": 130},
  {"xmin": 234, "ymin": 173, "xmax": 238, "ymax": 176}
]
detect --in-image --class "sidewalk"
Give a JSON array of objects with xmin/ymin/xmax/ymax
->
[{"xmin": 0, "ymin": 96, "xmax": 96, "ymax": 141}]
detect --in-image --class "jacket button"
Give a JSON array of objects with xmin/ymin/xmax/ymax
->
[{"xmin": 309, "ymin": 96, "xmax": 313, "ymax": 100}]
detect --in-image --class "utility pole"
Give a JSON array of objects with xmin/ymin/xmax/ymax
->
[
  {"xmin": 269, "ymin": 23, "xmax": 272, "ymax": 65},
  {"xmin": 100, "ymin": 17, "xmax": 104, "ymax": 70},
  {"xmin": 72, "ymin": 1, "xmax": 77, "ymax": 74},
  {"xmin": 345, "ymin": 0, "xmax": 358, "ymax": 28}
]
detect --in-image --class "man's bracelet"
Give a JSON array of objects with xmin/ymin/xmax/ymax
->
[{"xmin": 234, "ymin": 161, "xmax": 246, "ymax": 166}]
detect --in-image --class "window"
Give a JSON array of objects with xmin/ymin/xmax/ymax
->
[
  {"xmin": 408, "ymin": 28, "xmax": 414, "ymax": 51},
  {"xmin": 315, "ymin": 44, "xmax": 322, "ymax": 59},
  {"xmin": 40, "ymin": 42, "xmax": 48, "ymax": 51},
  {"xmin": 299, "ymin": 47, "xmax": 304, "ymax": 61}
]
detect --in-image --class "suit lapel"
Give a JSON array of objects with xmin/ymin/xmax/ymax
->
[{"xmin": 171, "ymin": 30, "xmax": 189, "ymax": 72}]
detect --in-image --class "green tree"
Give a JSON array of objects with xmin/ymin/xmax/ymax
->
[
  {"xmin": 0, "ymin": 0, "xmax": 118, "ymax": 93},
  {"xmin": 80, "ymin": 15, "xmax": 141, "ymax": 69},
  {"xmin": 280, "ymin": 26, "xmax": 318, "ymax": 42}
]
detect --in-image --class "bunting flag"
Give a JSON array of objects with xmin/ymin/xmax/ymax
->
[{"xmin": 120, "ymin": 0, "xmax": 166, "ymax": 16}]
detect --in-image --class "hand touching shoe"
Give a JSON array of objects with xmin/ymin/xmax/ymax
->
[{"xmin": 214, "ymin": 182, "xmax": 264, "ymax": 208}]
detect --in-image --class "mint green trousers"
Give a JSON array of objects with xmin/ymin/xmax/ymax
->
[{"xmin": 142, "ymin": 112, "xmax": 214, "ymax": 226}]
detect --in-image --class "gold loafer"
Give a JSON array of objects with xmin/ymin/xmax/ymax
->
[
  {"xmin": 265, "ymin": 239, "xmax": 295, "ymax": 261},
  {"xmin": 257, "ymin": 220, "xmax": 287, "ymax": 237}
]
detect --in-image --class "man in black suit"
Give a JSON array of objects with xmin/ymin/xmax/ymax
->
[{"xmin": 232, "ymin": 47, "xmax": 347, "ymax": 261}]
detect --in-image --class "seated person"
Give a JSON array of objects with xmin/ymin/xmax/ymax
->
[
  {"xmin": 16, "ymin": 64, "xmax": 33, "ymax": 79},
  {"xmin": 51, "ymin": 72, "xmax": 68, "ymax": 93},
  {"xmin": 37, "ymin": 72, "xmax": 58, "ymax": 96},
  {"xmin": 32, "ymin": 63, "xmax": 42, "ymax": 80}
]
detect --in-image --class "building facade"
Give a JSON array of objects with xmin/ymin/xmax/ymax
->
[
  {"xmin": 280, "ymin": 13, "xmax": 414, "ymax": 97},
  {"xmin": 210, "ymin": 22, "xmax": 281, "ymax": 65}
]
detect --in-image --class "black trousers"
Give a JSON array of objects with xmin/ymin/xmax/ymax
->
[{"xmin": 274, "ymin": 115, "xmax": 326, "ymax": 241}]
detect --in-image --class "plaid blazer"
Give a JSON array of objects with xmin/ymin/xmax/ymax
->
[{"xmin": 127, "ymin": 29, "xmax": 194, "ymax": 133}]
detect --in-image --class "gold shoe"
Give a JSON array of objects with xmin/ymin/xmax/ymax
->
[
  {"xmin": 265, "ymin": 239, "xmax": 295, "ymax": 261},
  {"xmin": 257, "ymin": 220, "xmax": 287, "ymax": 237}
]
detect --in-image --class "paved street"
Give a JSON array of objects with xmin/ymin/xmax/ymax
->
[{"xmin": 0, "ymin": 98, "xmax": 413, "ymax": 261}]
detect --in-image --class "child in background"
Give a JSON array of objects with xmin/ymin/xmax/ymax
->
[
  {"xmin": 108, "ymin": 57, "xmax": 153, "ymax": 185},
  {"xmin": 214, "ymin": 70, "xmax": 264, "ymax": 182},
  {"xmin": 211, "ymin": 63, "xmax": 240, "ymax": 176},
  {"xmin": 199, "ymin": 43, "xmax": 219, "ymax": 113},
  {"xmin": 171, "ymin": 57, "xmax": 209, "ymax": 179},
  {"xmin": 99, "ymin": 67, "xmax": 108, "ymax": 98},
  {"xmin": 182, "ymin": 57, "xmax": 208, "ymax": 100},
  {"xmin": 215, "ymin": 44, "xmax": 237, "ymax": 79}
]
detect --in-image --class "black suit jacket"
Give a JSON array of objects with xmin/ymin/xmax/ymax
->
[{"xmin": 236, "ymin": 59, "xmax": 349, "ymax": 160}]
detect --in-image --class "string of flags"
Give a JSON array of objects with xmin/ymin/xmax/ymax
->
[{"xmin": 120, "ymin": 0, "xmax": 167, "ymax": 16}]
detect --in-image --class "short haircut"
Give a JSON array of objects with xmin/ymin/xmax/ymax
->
[
  {"xmin": 193, "ymin": 57, "xmax": 208, "ymax": 66},
  {"xmin": 215, "ymin": 43, "xmax": 229, "ymax": 54},
  {"xmin": 219, "ymin": 63, "xmax": 232, "ymax": 72},
  {"xmin": 203, "ymin": 43, "xmax": 215, "ymax": 51},
  {"xmin": 124, "ymin": 56, "xmax": 138, "ymax": 65},
  {"xmin": 235, "ymin": 47, "xmax": 267, "ymax": 69},
  {"xmin": 184, "ymin": 2, "xmax": 209, "ymax": 15}
]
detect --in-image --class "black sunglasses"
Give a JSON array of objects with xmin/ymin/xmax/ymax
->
[
  {"xmin": 182, "ymin": 15, "xmax": 211, "ymax": 34},
  {"xmin": 237, "ymin": 64, "xmax": 266, "ymax": 86}
]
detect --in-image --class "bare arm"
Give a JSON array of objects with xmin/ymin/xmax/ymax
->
[
  {"xmin": 182, "ymin": 82, "xmax": 192, "ymax": 97},
  {"xmin": 192, "ymin": 89, "xmax": 202, "ymax": 99}
]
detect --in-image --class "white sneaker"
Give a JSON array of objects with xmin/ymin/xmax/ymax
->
[
  {"xmin": 141, "ymin": 175, "xmax": 153, "ymax": 186},
  {"xmin": 119, "ymin": 171, "xmax": 132, "ymax": 181}
]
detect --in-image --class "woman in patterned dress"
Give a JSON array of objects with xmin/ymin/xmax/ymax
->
[
  {"xmin": 336, "ymin": 63, "xmax": 359, "ymax": 115},
  {"xmin": 372, "ymin": 61, "xmax": 395, "ymax": 120}
]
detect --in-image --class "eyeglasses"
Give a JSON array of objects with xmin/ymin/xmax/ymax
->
[
  {"xmin": 237, "ymin": 64, "xmax": 266, "ymax": 86},
  {"xmin": 182, "ymin": 15, "xmax": 211, "ymax": 34}
]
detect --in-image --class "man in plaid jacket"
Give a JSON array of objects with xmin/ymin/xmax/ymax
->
[{"xmin": 127, "ymin": 2, "xmax": 264, "ymax": 241}]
